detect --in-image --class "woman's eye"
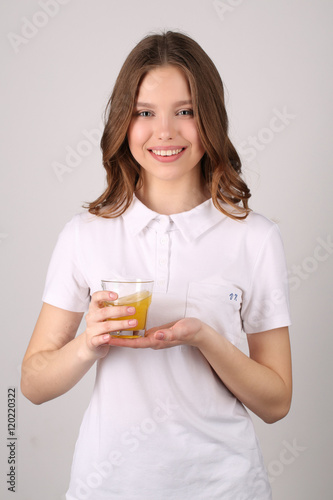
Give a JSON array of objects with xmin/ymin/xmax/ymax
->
[
  {"xmin": 177, "ymin": 109, "xmax": 194, "ymax": 116},
  {"xmin": 137, "ymin": 111, "xmax": 152, "ymax": 117}
]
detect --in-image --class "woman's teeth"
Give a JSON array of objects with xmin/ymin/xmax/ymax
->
[{"xmin": 151, "ymin": 148, "xmax": 184, "ymax": 156}]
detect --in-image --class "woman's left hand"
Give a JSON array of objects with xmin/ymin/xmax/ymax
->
[{"xmin": 107, "ymin": 317, "xmax": 204, "ymax": 350}]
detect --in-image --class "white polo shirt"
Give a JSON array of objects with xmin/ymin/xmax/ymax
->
[{"xmin": 43, "ymin": 196, "xmax": 291, "ymax": 500}]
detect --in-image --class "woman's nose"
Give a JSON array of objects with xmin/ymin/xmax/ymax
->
[{"xmin": 155, "ymin": 115, "xmax": 175, "ymax": 140}]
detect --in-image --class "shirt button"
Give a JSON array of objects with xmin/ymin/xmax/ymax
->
[
  {"xmin": 159, "ymin": 257, "xmax": 167, "ymax": 267},
  {"xmin": 160, "ymin": 236, "xmax": 168, "ymax": 245},
  {"xmin": 157, "ymin": 279, "xmax": 166, "ymax": 287}
]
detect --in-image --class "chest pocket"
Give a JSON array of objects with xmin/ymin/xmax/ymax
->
[{"xmin": 185, "ymin": 281, "xmax": 243, "ymax": 346}]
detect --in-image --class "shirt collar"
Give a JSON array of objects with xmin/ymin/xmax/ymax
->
[
  {"xmin": 171, "ymin": 199, "xmax": 227, "ymax": 242},
  {"xmin": 122, "ymin": 195, "xmax": 227, "ymax": 242},
  {"xmin": 122, "ymin": 196, "xmax": 159, "ymax": 235}
]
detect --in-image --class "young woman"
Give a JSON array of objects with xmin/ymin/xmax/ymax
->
[{"xmin": 21, "ymin": 31, "xmax": 292, "ymax": 499}]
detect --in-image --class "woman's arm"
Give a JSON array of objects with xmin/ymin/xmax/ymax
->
[
  {"xmin": 194, "ymin": 324, "xmax": 292, "ymax": 423},
  {"xmin": 21, "ymin": 304, "xmax": 90, "ymax": 404},
  {"xmin": 21, "ymin": 292, "xmax": 139, "ymax": 404},
  {"xmin": 106, "ymin": 319, "xmax": 292, "ymax": 424}
]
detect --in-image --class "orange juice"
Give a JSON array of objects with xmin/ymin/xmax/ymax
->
[{"xmin": 104, "ymin": 290, "xmax": 152, "ymax": 338}]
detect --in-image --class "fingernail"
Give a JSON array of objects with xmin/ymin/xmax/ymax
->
[
  {"xmin": 156, "ymin": 332, "xmax": 164, "ymax": 340},
  {"xmin": 127, "ymin": 307, "xmax": 135, "ymax": 314},
  {"xmin": 128, "ymin": 319, "xmax": 137, "ymax": 326}
]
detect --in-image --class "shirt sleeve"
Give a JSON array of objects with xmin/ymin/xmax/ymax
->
[
  {"xmin": 42, "ymin": 216, "xmax": 90, "ymax": 312},
  {"xmin": 241, "ymin": 223, "xmax": 291, "ymax": 334}
]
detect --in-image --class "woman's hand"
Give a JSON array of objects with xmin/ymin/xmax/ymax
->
[
  {"xmin": 106, "ymin": 317, "xmax": 204, "ymax": 350},
  {"xmin": 83, "ymin": 291, "xmax": 138, "ymax": 359}
]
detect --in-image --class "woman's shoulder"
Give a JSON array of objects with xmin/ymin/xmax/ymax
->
[
  {"xmin": 72, "ymin": 210, "xmax": 101, "ymax": 223},
  {"xmin": 66, "ymin": 211, "xmax": 117, "ymax": 228},
  {"xmin": 224, "ymin": 208, "xmax": 282, "ymax": 248},
  {"xmin": 238, "ymin": 210, "xmax": 285, "ymax": 253},
  {"xmin": 216, "ymin": 200, "xmax": 278, "ymax": 232},
  {"xmin": 58, "ymin": 211, "xmax": 119, "ymax": 243},
  {"xmin": 245, "ymin": 210, "xmax": 278, "ymax": 231}
]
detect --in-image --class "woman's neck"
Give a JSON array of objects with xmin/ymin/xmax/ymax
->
[{"xmin": 135, "ymin": 177, "xmax": 210, "ymax": 215}]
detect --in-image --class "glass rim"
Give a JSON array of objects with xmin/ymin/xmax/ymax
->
[{"xmin": 101, "ymin": 279, "xmax": 154, "ymax": 284}]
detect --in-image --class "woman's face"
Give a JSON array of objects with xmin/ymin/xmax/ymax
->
[{"xmin": 127, "ymin": 65, "xmax": 205, "ymax": 188}]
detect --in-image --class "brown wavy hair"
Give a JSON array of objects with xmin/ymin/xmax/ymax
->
[{"xmin": 88, "ymin": 31, "xmax": 251, "ymax": 219}]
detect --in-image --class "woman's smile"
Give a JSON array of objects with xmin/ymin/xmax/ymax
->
[{"xmin": 148, "ymin": 146, "xmax": 187, "ymax": 162}]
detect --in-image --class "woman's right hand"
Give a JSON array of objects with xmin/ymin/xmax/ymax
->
[{"xmin": 83, "ymin": 291, "xmax": 138, "ymax": 359}]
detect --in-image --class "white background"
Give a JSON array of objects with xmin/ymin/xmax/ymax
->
[{"xmin": 1, "ymin": 0, "xmax": 332, "ymax": 499}]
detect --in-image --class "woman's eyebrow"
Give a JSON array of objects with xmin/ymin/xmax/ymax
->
[
  {"xmin": 174, "ymin": 100, "xmax": 192, "ymax": 106},
  {"xmin": 135, "ymin": 102, "xmax": 155, "ymax": 108},
  {"xmin": 135, "ymin": 99, "xmax": 192, "ymax": 108}
]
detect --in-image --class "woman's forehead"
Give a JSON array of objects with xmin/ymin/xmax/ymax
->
[{"xmin": 136, "ymin": 65, "xmax": 191, "ymax": 100}]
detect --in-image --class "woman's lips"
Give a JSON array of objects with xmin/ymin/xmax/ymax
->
[{"xmin": 148, "ymin": 147, "xmax": 186, "ymax": 162}]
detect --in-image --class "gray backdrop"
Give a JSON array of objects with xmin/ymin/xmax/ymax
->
[{"xmin": 1, "ymin": 0, "xmax": 332, "ymax": 499}]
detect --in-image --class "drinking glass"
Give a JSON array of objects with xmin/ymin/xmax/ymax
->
[{"xmin": 101, "ymin": 279, "xmax": 154, "ymax": 338}]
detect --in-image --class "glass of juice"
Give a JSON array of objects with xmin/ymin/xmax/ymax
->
[{"xmin": 101, "ymin": 279, "xmax": 154, "ymax": 338}]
